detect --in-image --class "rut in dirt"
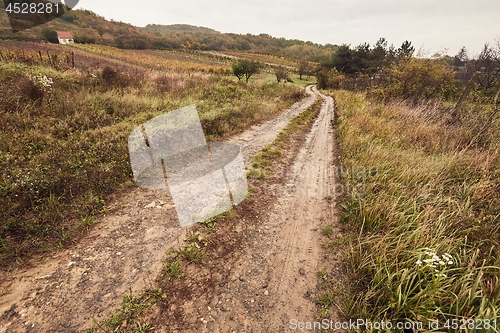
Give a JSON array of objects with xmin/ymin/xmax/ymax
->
[{"xmin": 157, "ymin": 88, "xmax": 340, "ymax": 333}]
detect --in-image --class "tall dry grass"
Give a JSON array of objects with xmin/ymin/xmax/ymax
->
[
  {"xmin": 0, "ymin": 59, "xmax": 305, "ymax": 269},
  {"xmin": 332, "ymin": 90, "xmax": 500, "ymax": 328}
]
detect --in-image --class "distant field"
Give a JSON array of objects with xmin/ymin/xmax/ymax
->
[
  {"xmin": 71, "ymin": 44, "xmax": 232, "ymax": 73},
  {"xmin": 207, "ymin": 50, "xmax": 300, "ymax": 68},
  {"xmin": 0, "ymin": 40, "xmax": 135, "ymax": 69},
  {"xmin": 0, "ymin": 40, "xmax": 233, "ymax": 73}
]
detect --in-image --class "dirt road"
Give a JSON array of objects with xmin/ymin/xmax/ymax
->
[
  {"xmin": 231, "ymin": 85, "xmax": 316, "ymax": 163},
  {"xmin": 0, "ymin": 86, "xmax": 329, "ymax": 333},
  {"xmin": 177, "ymin": 88, "xmax": 338, "ymax": 332}
]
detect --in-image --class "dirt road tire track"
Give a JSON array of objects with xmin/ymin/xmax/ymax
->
[{"xmin": 150, "ymin": 88, "xmax": 340, "ymax": 333}]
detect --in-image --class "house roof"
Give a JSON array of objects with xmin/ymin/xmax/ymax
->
[{"xmin": 57, "ymin": 31, "xmax": 73, "ymax": 39}]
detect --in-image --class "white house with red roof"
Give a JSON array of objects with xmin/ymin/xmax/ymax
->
[{"xmin": 57, "ymin": 31, "xmax": 74, "ymax": 44}]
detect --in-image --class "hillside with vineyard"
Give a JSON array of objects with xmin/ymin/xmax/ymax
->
[
  {"xmin": 0, "ymin": 2, "xmax": 335, "ymax": 62},
  {"xmin": 0, "ymin": 32, "xmax": 311, "ymax": 270}
]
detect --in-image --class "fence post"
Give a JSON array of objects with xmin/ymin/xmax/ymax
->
[
  {"xmin": 71, "ymin": 51, "xmax": 75, "ymax": 68},
  {"xmin": 46, "ymin": 51, "xmax": 52, "ymax": 67}
]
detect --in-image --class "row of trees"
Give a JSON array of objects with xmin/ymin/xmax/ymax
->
[
  {"xmin": 146, "ymin": 24, "xmax": 336, "ymax": 62},
  {"xmin": 322, "ymin": 38, "xmax": 415, "ymax": 75},
  {"xmin": 32, "ymin": 8, "xmax": 338, "ymax": 61},
  {"xmin": 316, "ymin": 38, "xmax": 500, "ymax": 107},
  {"xmin": 231, "ymin": 59, "xmax": 294, "ymax": 83}
]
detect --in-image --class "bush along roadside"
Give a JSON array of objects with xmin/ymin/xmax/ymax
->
[{"xmin": 331, "ymin": 90, "xmax": 500, "ymax": 330}]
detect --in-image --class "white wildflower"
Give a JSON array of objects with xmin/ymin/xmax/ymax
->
[{"xmin": 30, "ymin": 74, "xmax": 54, "ymax": 93}]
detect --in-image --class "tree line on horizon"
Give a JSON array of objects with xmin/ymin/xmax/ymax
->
[
  {"xmin": 0, "ymin": 6, "xmax": 336, "ymax": 62},
  {"xmin": 315, "ymin": 38, "xmax": 500, "ymax": 109},
  {"xmin": 2, "ymin": 4, "xmax": 497, "ymax": 107}
]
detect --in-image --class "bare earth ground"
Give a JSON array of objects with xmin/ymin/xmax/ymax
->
[
  {"xmin": 231, "ymin": 85, "xmax": 316, "ymax": 163},
  {"xmin": 0, "ymin": 85, "xmax": 341, "ymax": 333}
]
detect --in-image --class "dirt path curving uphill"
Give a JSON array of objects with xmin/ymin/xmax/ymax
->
[
  {"xmin": 231, "ymin": 85, "xmax": 316, "ymax": 163},
  {"xmin": 188, "ymin": 88, "xmax": 339, "ymax": 332},
  {"xmin": 0, "ymin": 86, "xmax": 320, "ymax": 333}
]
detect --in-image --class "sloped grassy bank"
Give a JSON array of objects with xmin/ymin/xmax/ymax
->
[
  {"xmin": 332, "ymin": 90, "xmax": 499, "ymax": 328},
  {"xmin": 0, "ymin": 60, "xmax": 304, "ymax": 268}
]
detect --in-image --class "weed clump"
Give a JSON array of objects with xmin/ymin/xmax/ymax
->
[
  {"xmin": 155, "ymin": 75, "xmax": 179, "ymax": 93},
  {"xmin": 18, "ymin": 77, "xmax": 44, "ymax": 101},
  {"xmin": 101, "ymin": 65, "xmax": 118, "ymax": 83}
]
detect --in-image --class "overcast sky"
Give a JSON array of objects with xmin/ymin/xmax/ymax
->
[{"xmin": 74, "ymin": 0, "xmax": 499, "ymax": 56}]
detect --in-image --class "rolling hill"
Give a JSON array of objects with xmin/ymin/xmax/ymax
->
[{"xmin": 0, "ymin": 3, "xmax": 335, "ymax": 62}]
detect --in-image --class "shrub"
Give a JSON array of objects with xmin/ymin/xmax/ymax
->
[
  {"xmin": 285, "ymin": 86, "xmax": 306, "ymax": 101},
  {"xmin": 60, "ymin": 11, "xmax": 77, "ymax": 23},
  {"xmin": 101, "ymin": 66, "xmax": 118, "ymax": 83},
  {"xmin": 115, "ymin": 37, "xmax": 151, "ymax": 50},
  {"xmin": 381, "ymin": 57, "xmax": 457, "ymax": 102},
  {"xmin": 40, "ymin": 27, "xmax": 58, "ymax": 43},
  {"xmin": 316, "ymin": 68, "xmax": 346, "ymax": 89},
  {"xmin": 74, "ymin": 32, "xmax": 96, "ymax": 44},
  {"xmin": 274, "ymin": 66, "xmax": 290, "ymax": 83},
  {"xmin": 155, "ymin": 75, "xmax": 178, "ymax": 93},
  {"xmin": 18, "ymin": 78, "xmax": 44, "ymax": 101}
]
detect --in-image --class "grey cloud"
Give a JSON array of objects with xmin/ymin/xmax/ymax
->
[{"xmin": 78, "ymin": 0, "xmax": 499, "ymax": 55}]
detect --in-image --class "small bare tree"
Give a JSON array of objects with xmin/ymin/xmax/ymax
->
[
  {"xmin": 275, "ymin": 66, "xmax": 289, "ymax": 83},
  {"xmin": 455, "ymin": 42, "xmax": 500, "ymax": 116}
]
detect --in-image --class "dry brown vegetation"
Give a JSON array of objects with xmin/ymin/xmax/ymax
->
[
  {"xmin": 331, "ymin": 90, "xmax": 500, "ymax": 325},
  {"xmin": 0, "ymin": 44, "xmax": 305, "ymax": 269}
]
